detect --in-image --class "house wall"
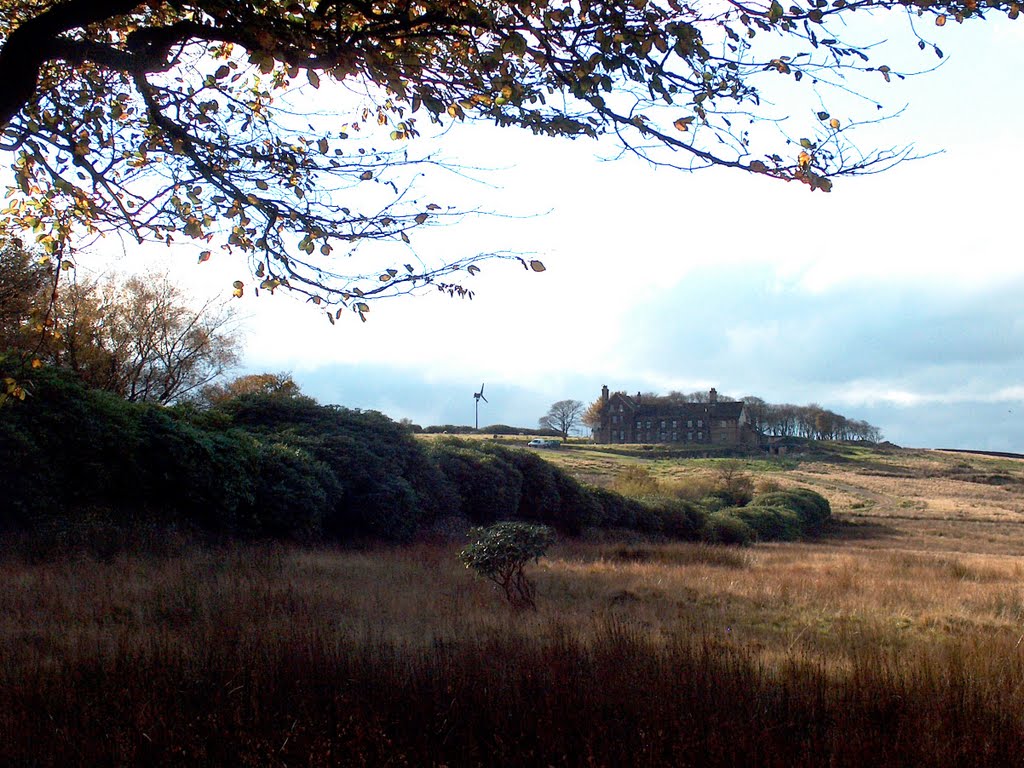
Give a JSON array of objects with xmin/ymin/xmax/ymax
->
[{"xmin": 595, "ymin": 388, "xmax": 755, "ymax": 447}]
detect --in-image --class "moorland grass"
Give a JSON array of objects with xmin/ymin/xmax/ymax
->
[{"xmin": 3, "ymin": 536, "xmax": 1024, "ymax": 766}]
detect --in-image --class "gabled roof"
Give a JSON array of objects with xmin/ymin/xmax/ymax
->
[{"xmin": 711, "ymin": 401, "xmax": 744, "ymax": 420}]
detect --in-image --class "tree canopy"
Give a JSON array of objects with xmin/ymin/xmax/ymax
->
[
  {"xmin": 539, "ymin": 398, "xmax": 584, "ymax": 439},
  {"xmin": 0, "ymin": 0, "xmax": 1013, "ymax": 317},
  {"xmin": 0, "ymin": 240, "xmax": 239, "ymax": 403}
]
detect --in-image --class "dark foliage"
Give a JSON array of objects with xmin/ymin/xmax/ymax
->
[
  {"xmin": 1, "ymin": 358, "xmax": 833, "ymax": 548},
  {"xmin": 751, "ymin": 489, "xmax": 832, "ymax": 533},
  {"xmin": 702, "ymin": 511, "xmax": 756, "ymax": 546},
  {"xmin": 431, "ymin": 442, "xmax": 523, "ymax": 525}
]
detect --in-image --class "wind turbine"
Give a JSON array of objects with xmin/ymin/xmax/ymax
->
[{"xmin": 473, "ymin": 383, "xmax": 488, "ymax": 430}]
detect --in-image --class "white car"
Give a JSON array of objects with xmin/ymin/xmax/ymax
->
[{"xmin": 528, "ymin": 438, "xmax": 560, "ymax": 448}]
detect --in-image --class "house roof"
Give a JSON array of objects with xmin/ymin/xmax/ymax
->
[{"xmin": 606, "ymin": 392, "xmax": 745, "ymax": 421}]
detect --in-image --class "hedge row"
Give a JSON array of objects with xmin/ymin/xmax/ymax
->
[
  {"xmin": 702, "ymin": 489, "xmax": 834, "ymax": 546},
  {"xmin": 0, "ymin": 361, "xmax": 831, "ymax": 548}
]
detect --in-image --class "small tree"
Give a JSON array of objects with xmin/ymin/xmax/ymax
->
[
  {"xmin": 198, "ymin": 372, "xmax": 301, "ymax": 406},
  {"xmin": 46, "ymin": 273, "xmax": 240, "ymax": 404},
  {"xmin": 581, "ymin": 397, "xmax": 605, "ymax": 431},
  {"xmin": 459, "ymin": 522, "xmax": 554, "ymax": 610},
  {"xmin": 713, "ymin": 460, "xmax": 755, "ymax": 507},
  {"xmin": 539, "ymin": 399, "xmax": 585, "ymax": 440}
]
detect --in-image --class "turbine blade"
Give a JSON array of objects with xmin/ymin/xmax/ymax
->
[{"xmin": 481, "ymin": 395, "xmax": 488, "ymax": 403}]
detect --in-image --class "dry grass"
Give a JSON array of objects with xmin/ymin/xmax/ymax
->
[{"xmin": 3, "ymin": 445, "xmax": 1024, "ymax": 765}]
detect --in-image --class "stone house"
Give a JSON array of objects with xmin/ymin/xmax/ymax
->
[{"xmin": 593, "ymin": 386, "xmax": 756, "ymax": 446}]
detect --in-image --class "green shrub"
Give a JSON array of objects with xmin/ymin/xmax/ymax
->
[
  {"xmin": 698, "ymin": 494, "xmax": 731, "ymax": 513},
  {"xmin": 751, "ymin": 489, "xmax": 831, "ymax": 532},
  {"xmin": 729, "ymin": 505, "xmax": 802, "ymax": 541},
  {"xmin": 459, "ymin": 522, "xmax": 554, "ymax": 609},
  {"xmin": 550, "ymin": 471, "xmax": 603, "ymax": 535},
  {"xmin": 245, "ymin": 442, "xmax": 336, "ymax": 541},
  {"xmin": 221, "ymin": 396, "xmax": 453, "ymax": 541},
  {"xmin": 430, "ymin": 443, "xmax": 522, "ymax": 525},
  {"xmin": 702, "ymin": 511, "xmax": 755, "ymax": 546},
  {"xmin": 590, "ymin": 487, "xmax": 641, "ymax": 530},
  {"xmin": 632, "ymin": 499, "xmax": 705, "ymax": 540},
  {"xmin": 480, "ymin": 443, "xmax": 562, "ymax": 524}
]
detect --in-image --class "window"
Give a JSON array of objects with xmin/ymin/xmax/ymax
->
[
  {"xmin": 671, "ymin": 432, "xmax": 678, "ymax": 441},
  {"xmin": 611, "ymin": 414, "xmax": 619, "ymax": 424},
  {"xmin": 636, "ymin": 420, "xmax": 642, "ymax": 429},
  {"xmin": 672, "ymin": 420, "xmax": 678, "ymax": 429},
  {"xmin": 687, "ymin": 419, "xmax": 693, "ymax": 428},
  {"xmin": 620, "ymin": 430, "xmax": 625, "ymax": 441},
  {"xmin": 697, "ymin": 419, "xmax": 703, "ymax": 428},
  {"xmin": 618, "ymin": 404, "xmax": 624, "ymax": 412},
  {"xmin": 698, "ymin": 431, "xmax": 703, "ymax": 440},
  {"xmin": 645, "ymin": 420, "xmax": 651, "ymax": 428},
  {"xmin": 660, "ymin": 420, "xmax": 666, "ymax": 429},
  {"xmin": 688, "ymin": 432, "xmax": 693, "ymax": 441},
  {"xmin": 720, "ymin": 420, "xmax": 727, "ymax": 428}
]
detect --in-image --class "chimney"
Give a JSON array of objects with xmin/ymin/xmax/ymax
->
[
  {"xmin": 601, "ymin": 384, "xmax": 609, "ymax": 404},
  {"xmin": 709, "ymin": 388, "xmax": 718, "ymax": 404}
]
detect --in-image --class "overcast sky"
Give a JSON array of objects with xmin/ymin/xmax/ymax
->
[{"xmin": 85, "ymin": 17, "xmax": 1023, "ymax": 451}]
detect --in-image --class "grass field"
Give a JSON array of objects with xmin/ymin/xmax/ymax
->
[{"xmin": 3, "ymin": 443, "xmax": 1024, "ymax": 765}]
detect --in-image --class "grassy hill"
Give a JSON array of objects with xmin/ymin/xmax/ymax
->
[{"xmin": 3, "ymin": 439, "xmax": 1024, "ymax": 764}]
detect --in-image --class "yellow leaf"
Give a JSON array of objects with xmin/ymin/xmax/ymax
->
[
  {"xmin": 798, "ymin": 151, "xmax": 811, "ymax": 168},
  {"xmin": 936, "ymin": 14, "xmax": 946, "ymax": 25},
  {"xmin": 31, "ymin": 358, "xmax": 42, "ymax": 369},
  {"xmin": 673, "ymin": 117, "xmax": 694, "ymax": 132},
  {"xmin": 359, "ymin": 171, "xmax": 373, "ymax": 181},
  {"xmin": 829, "ymin": 118, "xmax": 840, "ymax": 129}
]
